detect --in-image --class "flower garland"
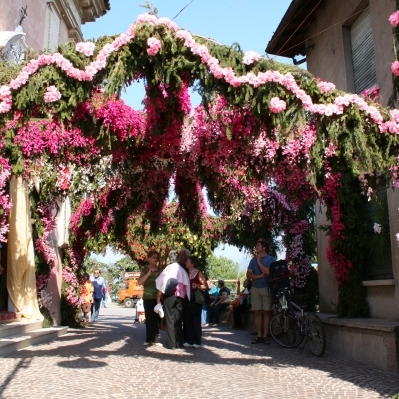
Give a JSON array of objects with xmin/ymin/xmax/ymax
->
[
  {"xmin": 0, "ymin": 8, "xmax": 397, "ymax": 315},
  {"xmin": 0, "ymin": 12, "xmax": 396, "ymax": 136}
]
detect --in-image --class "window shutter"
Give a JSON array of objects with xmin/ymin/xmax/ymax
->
[
  {"xmin": 44, "ymin": 4, "xmax": 60, "ymax": 52},
  {"xmin": 350, "ymin": 9, "xmax": 377, "ymax": 94}
]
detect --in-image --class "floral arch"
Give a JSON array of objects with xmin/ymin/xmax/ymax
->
[{"xmin": 1, "ymin": 12, "xmax": 399, "ymax": 319}]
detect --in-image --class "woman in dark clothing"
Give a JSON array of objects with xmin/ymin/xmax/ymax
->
[
  {"xmin": 232, "ymin": 279, "xmax": 252, "ymax": 330},
  {"xmin": 184, "ymin": 256, "xmax": 208, "ymax": 348},
  {"xmin": 137, "ymin": 249, "xmax": 161, "ymax": 346}
]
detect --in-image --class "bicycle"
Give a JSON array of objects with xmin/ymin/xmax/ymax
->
[{"xmin": 269, "ymin": 288, "xmax": 326, "ymax": 357}]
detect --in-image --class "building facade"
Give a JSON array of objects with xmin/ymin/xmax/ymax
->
[
  {"xmin": 0, "ymin": 0, "xmax": 110, "ymax": 324},
  {"xmin": 0, "ymin": 0, "xmax": 110, "ymax": 54},
  {"xmin": 267, "ymin": 0, "xmax": 399, "ymax": 320}
]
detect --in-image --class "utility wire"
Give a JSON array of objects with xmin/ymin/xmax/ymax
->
[
  {"xmin": 197, "ymin": 0, "xmax": 246, "ymax": 30},
  {"xmin": 267, "ymin": 0, "xmax": 313, "ymax": 50},
  {"xmin": 273, "ymin": 0, "xmax": 385, "ymax": 58},
  {"xmin": 275, "ymin": 0, "xmax": 321, "ymax": 56},
  {"xmin": 205, "ymin": 0, "xmax": 252, "ymax": 38},
  {"xmin": 172, "ymin": 0, "xmax": 195, "ymax": 21}
]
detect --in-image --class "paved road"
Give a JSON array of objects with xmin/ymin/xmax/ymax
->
[{"xmin": 1, "ymin": 303, "xmax": 398, "ymax": 399}]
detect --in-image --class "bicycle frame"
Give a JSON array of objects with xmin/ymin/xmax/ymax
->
[{"xmin": 271, "ymin": 288, "xmax": 326, "ymax": 356}]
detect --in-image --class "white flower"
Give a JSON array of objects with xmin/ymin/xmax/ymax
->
[{"xmin": 373, "ymin": 223, "xmax": 381, "ymax": 234}]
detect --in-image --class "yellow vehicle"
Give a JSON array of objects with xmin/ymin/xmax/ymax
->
[{"xmin": 118, "ymin": 272, "xmax": 144, "ymax": 308}]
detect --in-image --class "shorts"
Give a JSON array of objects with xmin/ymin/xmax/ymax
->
[
  {"xmin": 250, "ymin": 287, "xmax": 272, "ymax": 311},
  {"xmin": 82, "ymin": 303, "xmax": 92, "ymax": 313}
]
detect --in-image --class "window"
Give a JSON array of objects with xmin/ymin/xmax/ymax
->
[
  {"xmin": 350, "ymin": 8, "xmax": 377, "ymax": 94},
  {"xmin": 366, "ymin": 186, "xmax": 393, "ymax": 280},
  {"xmin": 44, "ymin": 2, "xmax": 60, "ymax": 52}
]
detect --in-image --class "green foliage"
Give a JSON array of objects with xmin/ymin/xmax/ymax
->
[
  {"xmin": 60, "ymin": 290, "xmax": 81, "ymax": 327},
  {"xmin": 40, "ymin": 307, "xmax": 54, "ymax": 328},
  {"xmin": 322, "ymin": 172, "xmax": 371, "ymax": 317},
  {"xmin": 205, "ymin": 254, "xmax": 241, "ymax": 280}
]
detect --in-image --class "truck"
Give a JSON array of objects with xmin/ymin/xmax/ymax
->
[{"xmin": 118, "ymin": 271, "xmax": 144, "ymax": 308}]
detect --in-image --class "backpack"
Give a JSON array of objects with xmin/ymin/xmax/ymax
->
[{"xmin": 269, "ymin": 260, "xmax": 291, "ymax": 291}]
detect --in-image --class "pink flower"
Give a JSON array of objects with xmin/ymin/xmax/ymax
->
[
  {"xmin": 317, "ymin": 81, "xmax": 336, "ymax": 93},
  {"xmin": 136, "ymin": 13, "xmax": 158, "ymax": 25},
  {"xmin": 147, "ymin": 37, "xmax": 161, "ymax": 56},
  {"xmin": 389, "ymin": 10, "xmax": 399, "ymax": 27},
  {"xmin": 242, "ymin": 51, "xmax": 261, "ymax": 65},
  {"xmin": 43, "ymin": 86, "xmax": 61, "ymax": 103},
  {"xmin": 175, "ymin": 30, "xmax": 195, "ymax": 47},
  {"xmin": 269, "ymin": 97, "xmax": 286, "ymax": 113},
  {"xmin": 392, "ymin": 61, "xmax": 399, "ymax": 76},
  {"xmin": 76, "ymin": 41, "xmax": 96, "ymax": 57}
]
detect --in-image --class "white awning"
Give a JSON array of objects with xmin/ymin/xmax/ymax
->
[{"xmin": 0, "ymin": 31, "xmax": 28, "ymax": 64}]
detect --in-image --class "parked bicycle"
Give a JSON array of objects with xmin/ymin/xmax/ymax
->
[{"xmin": 269, "ymin": 288, "xmax": 326, "ymax": 357}]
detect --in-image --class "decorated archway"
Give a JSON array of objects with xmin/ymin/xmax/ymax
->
[{"xmin": 1, "ymin": 12, "xmax": 399, "ymax": 323}]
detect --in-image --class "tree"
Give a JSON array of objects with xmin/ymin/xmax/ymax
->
[{"xmin": 205, "ymin": 254, "xmax": 246, "ymax": 292}]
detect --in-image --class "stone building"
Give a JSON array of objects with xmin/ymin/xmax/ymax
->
[
  {"xmin": 266, "ymin": 0, "xmax": 399, "ymax": 372},
  {"xmin": 0, "ymin": 0, "xmax": 110, "ymax": 325},
  {"xmin": 0, "ymin": 0, "xmax": 110, "ymax": 55}
]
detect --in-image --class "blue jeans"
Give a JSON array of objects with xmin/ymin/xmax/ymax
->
[
  {"xmin": 91, "ymin": 298, "xmax": 102, "ymax": 321},
  {"xmin": 201, "ymin": 305, "xmax": 209, "ymax": 324},
  {"xmin": 208, "ymin": 303, "xmax": 228, "ymax": 324}
]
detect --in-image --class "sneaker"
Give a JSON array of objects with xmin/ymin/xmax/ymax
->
[
  {"xmin": 193, "ymin": 344, "xmax": 201, "ymax": 349},
  {"xmin": 202, "ymin": 324, "xmax": 209, "ymax": 327},
  {"xmin": 143, "ymin": 342, "xmax": 150, "ymax": 346},
  {"xmin": 183, "ymin": 342, "xmax": 194, "ymax": 348},
  {"xmin": 212, "ymin": 323, "xmax": 218, "ymax": 327},
  {"xmin": 152, "ymin": 342, "xmax": 163, "ymax": 347}
]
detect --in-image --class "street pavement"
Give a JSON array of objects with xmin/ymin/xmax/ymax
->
[{"xmin": 1, "ymin": 303, "xmax": 398, "ymax": 399}]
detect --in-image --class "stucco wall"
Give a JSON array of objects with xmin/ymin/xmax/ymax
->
[
  {"xmin": 306, "ymin": 0, "xmax": 394, "ymax": 105},
  {"xmin": 0, "ymin": 0, "xmax": 47, "ymax": 52},
  {"xmin": 0, "ymin": 0, "xmax": 107, "ymax": 52},
  {"xmin": 306, "ymin": 0, "xmax": 399, "ymax": 320},
  {"xmin": 315, "ymin": 201, "xmax": 339, "ymax": 314}
]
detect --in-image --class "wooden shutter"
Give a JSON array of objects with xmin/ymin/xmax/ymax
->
[{"xmin": 350, "ymin": 9, "xmax": 377, "ymax": 94}]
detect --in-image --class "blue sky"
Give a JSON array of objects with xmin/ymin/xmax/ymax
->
[{"xmin": 84, "ymin": 0, "xmax": 292, "ymax": 266}]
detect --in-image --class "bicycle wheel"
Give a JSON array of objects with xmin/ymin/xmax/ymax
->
[
  {"xmin": 305, "ymin": 313, "xmax": 326, "ymax": 356},
  {"xmin": 270, "ymin": 313, "xmax": 304, "ymax": 348}
]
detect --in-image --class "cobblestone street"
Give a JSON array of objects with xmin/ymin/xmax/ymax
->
[{"xmin": 1, "ymin": 304, "xmax": 398, "ymax": 399}]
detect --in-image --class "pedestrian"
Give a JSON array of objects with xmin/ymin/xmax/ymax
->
[
  {"xmin": 246, "ymin": 239, "xmax": 276, "ymax": 344},
  {"xmin": 231, "ymin": 278, "xmax": 252, "ymax": 329},
  {"xmin": 90, "ymin": 269, "xmax": 106, "ymax": 322},
  {"xmin": 184, "ymin": 255, "xmax": 208, "ymax": 348},
  {"xmin": 81, "ymin": 273, "xmax": 94, "ymax": 322},
  {"xmin": 156, "ymin": 250, "xmax": 190, "ymax": 349},
  {"xmin": 178, "ymin": 247, "xmax": 190, "ymax": 342},
  {"xmin": 137, "ymin": 249, "xmax": 161, "ymax": 346},
  {"xmin": 207, "ymin": 280, "xmax": 231, "ymax": 326},
  {"xmin": 102, "ymin": 285, "xmax": 108, "ymax": 308},
  {"xmin": 136, "ymin": 295, "xmax": 145, "ymax": 323},
  {"xmin": 201, "ymin": 280, "xmax": 218, "ymax": 326}
]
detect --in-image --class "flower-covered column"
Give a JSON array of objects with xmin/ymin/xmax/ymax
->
[{"xmin": 7, "ymin": 176, "xmax": 43, "ymax": 321}]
